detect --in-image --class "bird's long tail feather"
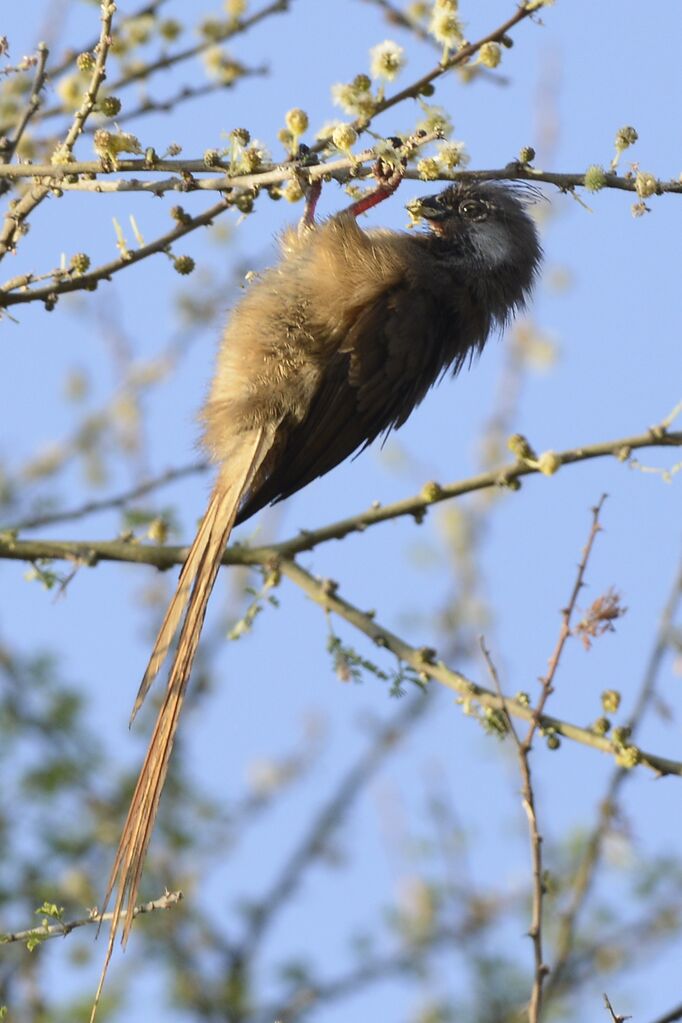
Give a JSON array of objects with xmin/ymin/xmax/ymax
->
[{"xmin": 90, "ymin": 427, "xmax": 272, "ymax": 1023}]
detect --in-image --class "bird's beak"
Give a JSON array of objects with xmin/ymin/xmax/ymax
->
[{"xmin": 405, "ymin": 195, "xmax": 446, "ymax": 222}]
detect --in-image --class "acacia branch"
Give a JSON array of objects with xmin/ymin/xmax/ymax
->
[
  {"xmin": 0, "ymin": 134, "xmax": 441, "ymax": 308},
  {"xmin": 1, "ymin": 424, "xmax": 678, "ymax": 565},
  {"xmin": 0, "ymin": 193, "xmax": 233, "ymax": 309},
  {"xmin": 277, "ymin": 558, "xmax": 682, "ymax": 778},
  {"xmin": 310, "ymin": 1, "xmax": 538, "ymax": 154},
  {"xmin": 2, "ymin": 162, "xmax": 679, "ymax": 198}
]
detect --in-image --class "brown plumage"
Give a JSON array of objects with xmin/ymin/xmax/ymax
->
[{"xmin": 91, "ymin": 178, "xmax": 541, "ymax": 1018}]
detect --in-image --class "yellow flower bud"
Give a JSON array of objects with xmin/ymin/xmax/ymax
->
[
  {"xmin": 507, "ymin": 433, "xmax": 536, "ymax": 461},
  {"xmin": 417, "ymin": 157, "xmax": 440, "ymax": 180},
  {"xmin": 537, "ymin": 451, "xmax": 561, "ymax": 476},
  {"xmin": 173, "ymin": 255, "xmax": 195, "ymax": 275},
  {"xmin": 601, "ymin": 689, "xmax": 621, "ymax": 714},
  {"xmin": 584, "ymin": 165, "xmax": 607, "ymax": 192},
  {"xmin": 147, "ymin": 518, "xmax": 169, "ymax": 544},
  {"xmin": 285, "ymin": 108, "xmax": 309, "ymax": 136},
  {"xmin": 332, "ymin": 124, "xmax": 358, "ymax": 151},
  {"xmin": 478, "ymin": 42, "xmax": 501, "ymax": 68},
  {"xmin": 635, "ymin": 171, "xmax": 657, "ymax": 198}
]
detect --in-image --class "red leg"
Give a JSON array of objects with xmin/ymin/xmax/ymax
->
[
  {"xmin": 345, "ymin": 157, "xmax": 405, "ymax": 219},
  {"xmin": 300, "ymin": 178, "xmax": 322, "ymax": 229}
]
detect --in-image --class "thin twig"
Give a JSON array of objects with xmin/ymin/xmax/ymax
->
[
  {"xmin": 361, "ymin": 0, "xmax": 438, "ymax": 47},
  {"xmin": 529, "ymin": 496, "xmax": 608, "ymax": 745},
  {"xmin": 546, "ymin": 550, "xmax": 682, "ymax": 1001},
  {"xmin": 6, "ymin": 460, "xmax": 207, "ymax": 532},
  {"xmin": 523, "ymin": 498, "xmax": 607, "ymax": 1022},
  {"xmin": 481, "ymin": 639, "xmax": 548, "ymax": 1023},
  {"xmin": 604, "ymin": 992, "xmax": 632, "ymax": 1023},
  {"xmin": 0, "ymin": 193, "xmax": 233, "ymax": 309},
  {"xmin": 0, "ymin": 890, "xmax": 182, "ymax": 944},
  {"xmin": 0, "ymin": 43, "xmax": 49, "ymax": 172}
]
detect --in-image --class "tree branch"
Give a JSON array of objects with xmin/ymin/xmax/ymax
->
[
  {"xmin": 0, "ymin": 42, "xmax": 49, "ymax": 176},
  {"xmin": 483, "ymin": 498, "xmax": 608, "ymax": 1023},
  {"xmin": 0, "ymin": 890, "xmax": 182, "ymax": 945},
  {"xmin": 0, "ymin": 134, "xmax": 441, "ymax": 308},
  {"xmin": 277, "ymin": 558, "xmax": 682, "ymax": 778},
  {"xmin": 1, "ymin": 424, "xmax": 679, "ymax": 565}
]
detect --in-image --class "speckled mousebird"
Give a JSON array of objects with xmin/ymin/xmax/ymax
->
[{"xmin": 92, "ymin": 170, "xmax": 542, "ymax": 1017}]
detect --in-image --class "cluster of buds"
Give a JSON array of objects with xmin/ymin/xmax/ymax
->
[
  {"xmin": 416, "ymin": 139, "xmax": 469, "ymax": 181},
  {"xmin": 93, "ymin": 129, "xmax": 142, "ymax": 165},
  {"xmin": 429, "ymin": 0, "xmax": 464, "ymax": 53},
  {"xmin": 332, "ymin": 76, "xmax": 376, "ymax": 119}
]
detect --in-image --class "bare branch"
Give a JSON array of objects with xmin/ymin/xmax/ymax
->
[
  {"xmin": 604, "ymin": 992, "xmax": 632, "ymax": 1023},
  {"xmin": 546, "ymin": 549, "xmax": 682, "ymax": 1002},
  {"xmin": 0, "ymin": 42, "xmax": 49, "ymax": 175},
  {"xmin": 7, "ymin": 460, "xmax": 207, "ymax": 532},
  {"xmin": 513, "ymin": 498, "xmax": 607, "ymax": 1023}
]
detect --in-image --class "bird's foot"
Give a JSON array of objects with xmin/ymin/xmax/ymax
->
[{"xmin": 345, "ymin": 142, "xmax": 406, "ymax": 218}]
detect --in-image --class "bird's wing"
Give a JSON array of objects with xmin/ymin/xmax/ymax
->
[{"xmin": 237, "ymin": 283, "xmax": 452, "ymax": 522}]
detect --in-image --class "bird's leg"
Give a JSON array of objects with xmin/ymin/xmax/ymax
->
[
  {"xmin": 299, "ymin": 177, "xmax": 322, "ymax": 230},
  {"xmin": 295, "ymin": 143, "xmax": 323, "ymax": 233},
  {"xmin": 345, "ymin": 152, "xmax": 405, "ymax": 218}
]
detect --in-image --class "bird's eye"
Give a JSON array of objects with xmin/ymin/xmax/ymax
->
[{"xmin": 459, "ymin": 199, "xmax": 489, "ymax": 221}]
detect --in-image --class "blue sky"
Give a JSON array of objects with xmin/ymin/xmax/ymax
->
[{"xmin": 1, "ymin": 2, "xmax": 681, "ymax": 1021}]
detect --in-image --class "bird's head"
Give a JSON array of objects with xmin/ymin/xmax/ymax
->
[{"xmin": 406, "ymin": 181, "xmax": 542, "ymax": 276}]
